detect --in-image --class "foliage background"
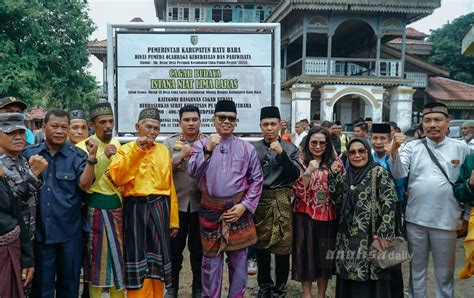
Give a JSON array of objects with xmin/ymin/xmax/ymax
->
[
  {"xmin": 0, "ymin": 0, "xmax": 99, "ymax": 110},
  {"xmin": 428, "ymin": 12, "xmax": 474, "ymax": 84}
]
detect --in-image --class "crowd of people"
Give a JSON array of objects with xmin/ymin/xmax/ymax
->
[{"xmin": 1, "ymin": 95, "xmax": 474, "ymax": 298}]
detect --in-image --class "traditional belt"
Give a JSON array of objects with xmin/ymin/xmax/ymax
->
[
  {"xmin": 124, "ymin": 195, "xmax": 162, "ymax": 203},
  {"xmin": 0, "ymin": 225, "xmax": 20, "ymax": 246}
]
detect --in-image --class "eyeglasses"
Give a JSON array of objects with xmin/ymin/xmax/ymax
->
[
  {"xmin": 348, "ymin": 148, "xmax": 368, "ymax": 156},
  {"xmin": 216, "ymin": 115, "xmax": 237, "ymax": 123},
  {"xmin": 310, "ymin": 140, "xmax": 327, "ymax": 147}
]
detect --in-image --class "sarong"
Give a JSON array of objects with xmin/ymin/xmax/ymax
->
[
  {"xmin": 200, "ymin": 192, "xmax": 257, "ymax": 257},
  {"xmin": 254, "ymin": 188, "xmax": 293, "ymax": 254},
  {"xmin": 0, "ymin": 226, "xmax": 23, "ymax": 298},
  {"xmin": 84, "ymin": 204, "xmax": 124, "ymax": 289},
  {"xmin": 123, "ymin": 195, "xmax": 172, "ymax": 289}
]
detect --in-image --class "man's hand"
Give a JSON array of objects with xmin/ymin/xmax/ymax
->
[
  {"xmin": 392, "ymin": 133, "xmax": 406, "ymax": 151},
  {"xmin": 170, "ymin": 228, "xmax": 179, "ymax": 239},
  {"xmin": 179, "ymin": 144, "xmax": 192, "ymax": 160},
  {"xmin": 222, "ymin": 204, "xmax": 246, "ymax": 223},
  {"xmin": 270, "ymin": 141, "xmax": 283, "ymax": 155},
  {"xmin": 469, "ymin": 170, "xmax": 474, "ymax": 186},
  {"xmin": 306, "ymin": 159, "xmax": 320, "ymax": 174},
  {"xmin": 104, "ymin": 144, "xmax": 117, "ymax": 159},
  {"xmin": 206, "ymin": 134, "xmax": 221, "ymax": 151},
  {"xmin": 372, "ymin": 236, "xmax": 391, "ymax": 252},
  {"xmin": 85, "ymin": 139, "xmax": 98, "ymax": 158},
  {"xmin": 22, "ymin": 267, "xmax": 34, "ymax": 287},
  {"xmin": 28, "ymin": 155, "xmax": 48, "ymax": 177},
  {"xmin": 136, "ymin": 137, "xmax": 153, "ymax": 150}
]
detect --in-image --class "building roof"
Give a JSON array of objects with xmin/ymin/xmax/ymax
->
[
  {"xmin": 427, "ymin": 77, "xmax": 474, "ymax": 102},
  {"xmin": 406, "ymin": 27, "xmax": 429, "ymax": 39},
  {"xmin": 267, "ymin": 0, "xmax": 441, "ymax": 24},
  {"xmin": 387, "ymin": 38, "xmax": 432, "ymax": 46}
]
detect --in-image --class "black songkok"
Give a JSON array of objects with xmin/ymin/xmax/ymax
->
[
  {"xmin": 214, "ymin": 100, "xmax": 237, "ymax": 114},
  {"xmin": 371, "ymin": 123, "xmax": 391, "ymax": 134},
  {"xmin": 138, "ymin": 108, "xmax": 160, "ymax": 121},
  {"xmin": 260, "ymin": 106, "xmax": 281, "ymax": 120},
  {"xmin": 89, "ymin": 101, "xmax": 113, "ymax": 121},
  {"xmin": 69, "ymin": 108, "xmax": 87, "ymax": 121},
  {"xmin": 423, "ymin": 102, "xmax": 449, "ymax": 117}
]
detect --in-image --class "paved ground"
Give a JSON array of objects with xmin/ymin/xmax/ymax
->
[{"xmin": 91, "ymin": 237, "xmax": 474, "ymax": 297}]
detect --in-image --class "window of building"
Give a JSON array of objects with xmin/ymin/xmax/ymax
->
[
  {"xmin": 257, "ymin": 6, "xmax": 264, "ymax": 22},
  {"xmin": 172, "ymin": 7, "xmax": 178, "ymax": 21},
  {"xmin": 212, "ymin": 5, "xmax": 222, "ymax": 22},
  {"xmin": 195, "ymin": 8, "xmax": 200, "ymax": 21},
  {"xmin": 184, "ymin": 8, "xmax": 189, "ymax": 21},
  {"xmin": 223, "ymin": 5, "xmax": 232, "ymax": 22}
]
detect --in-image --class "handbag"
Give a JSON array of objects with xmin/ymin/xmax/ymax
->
[{"xmin": 369, "ymin": 168, "xmax": 410, "ymax": 269}]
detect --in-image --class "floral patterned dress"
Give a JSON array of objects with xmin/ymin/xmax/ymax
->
[{"xmin": 331, "ymin": 165, "xmax": 397, "ymax": 281}]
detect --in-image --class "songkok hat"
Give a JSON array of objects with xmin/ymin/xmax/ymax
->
[
  {"xmin": 138, "ymin": 108, "xmax": 160, "ymax": 121},
  {"xmin": 89, "ymin": 101, "xmax": 113, "ymax": 121},
  {"xmin": 0, "ymin": 113, "xmax": 27, "ymax": 133},
  {"xmin": 365, "ymin": 117, "xmax": 373, "ymax": 122},
  {"xmin": 68, "ymin": 108, "xmax": 87, "ymax": 121},
  {"xmin": 462, "ymin": 120, "xmax": 474, "ymax": 128},
  {"xmin": 0, "ymin": 96, "xmax": 27, "ymax": 111},
  {"xmin": 423, "ymin": 102, "xmax": 448, "ymax": 117},
  {"xmin": 214, "ymin": 100, "xmax": 236, "ymax": 114},
  {"xmin": 371, "ymin": 123, "xmax": 391, "ymax": 134},
  {"xmin": 260, "ymin": 106, "xmax": 280, "ymax": 120}
]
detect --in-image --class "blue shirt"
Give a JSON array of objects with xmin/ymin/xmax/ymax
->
[
  {"xmin": 26, "ymin": 129, "xmax": 34, "ymax": 144},
  {"xmin": 23, "ymin": 141, "xmax": 87, "ymax": 244},
  {"xmin": 372, "ymin": 151, "xmax": 406, "ymax": 202}
]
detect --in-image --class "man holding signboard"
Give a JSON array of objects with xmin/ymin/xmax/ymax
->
[{"xmin": 188, "ymin": 100, "xmax": 263, "ymax": 297}]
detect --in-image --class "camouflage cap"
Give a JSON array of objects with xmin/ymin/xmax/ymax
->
[
  {"xmin": 0, "ymin": 96, "xmax": 27, "ymax": 111},
  {"xmin": 0, "ymin": 113, "xmax": 27, "ymax": 134},
  {"xmin": 138, "ymin": 108, "xmax": 160, "ymax": 122}
]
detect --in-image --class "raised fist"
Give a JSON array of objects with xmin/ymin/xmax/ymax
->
[
  {"xmin": 85, "ymin": 139, "xmax": 98, "ymax": 157},
  {"xmin": 104, "ymin": 144, "xmax": 117, "ymax": 159},
  {"xmin": 179, "ymin": 144, "xmax": 192, "ymax": 159},
  {"xmin": 136, "ymin": 137, "xmax": 153, "ymax": 149},
  {"xmin": 270, "ymin": 141, "xmax": 283, "ymax": 155},
  {"xmin": 206, "ymin": 134, "xmax": 222, "ymax": 152},
  {"xmin": 29, "ymin": 155, "xmax": 48, "ymax": 177}
]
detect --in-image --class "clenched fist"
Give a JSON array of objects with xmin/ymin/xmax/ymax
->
[
  {"xmin": 392, "ymin": 133, "xmax": 406, "ymax": 151},
  {"xmin": 29, "ymin": 155, "xmax": 48, "ymax": 177},
  {"xmin": 179, "ymin": 144, "xmax": 192, "ymax": 159},
  {"xmin": 136, "ymin": 137, "xmax": 153, "ymax": 150},
  {"xmin": 307, "ymin": 159, "xmax": 320, "ymax": 174},
  {"xmin": 270, "ymin": 141, "xmax": 283, "ymax": 155},
  {"xmin": 85, "ymin": 139, "xmax": 98, "ymax": 158},
  {"xmin": 206, "ymin": 134, "xmax": 222, "ymax": 152},
  {"xmin": 104, "ymin": 144, "xmax": 117, "ymax": 159}
]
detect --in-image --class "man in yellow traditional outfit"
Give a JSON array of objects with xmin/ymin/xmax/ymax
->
[
  {"xmin": 108, "ymin": 107, "xmax": 179, "ymax": 298},
  {"xmin": 76, "ymin": 101, "xmax": 124, "ymax": 298}
]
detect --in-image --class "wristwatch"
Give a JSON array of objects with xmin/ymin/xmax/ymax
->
[
  {"xmin": 204, "ymin": 148, "xmax": 213, "ymax": 155},
  {"xmin": 87, "ymin": 158, "xmax": 98, "ymax": 165}
]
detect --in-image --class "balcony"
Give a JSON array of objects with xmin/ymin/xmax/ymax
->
[{"xmin": 405, "ymin": 72, "xmax": 428, "ymax": 88}]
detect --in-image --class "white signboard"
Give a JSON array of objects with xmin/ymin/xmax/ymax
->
[{"xmin": 116, "ymin": 32, "xmax": 273, "ymax": 133}]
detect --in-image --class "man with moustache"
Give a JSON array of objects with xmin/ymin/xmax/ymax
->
[
  {"xmin": 391, "ymin": 102, "xmax": 471, "ymax": 298},
  {"xmin": 163, "ymin": 105, "xmax": 204, "ymax": 298},
  {"xmin": 68, "ymin": 108, "xmax": 89, "ymax": 145},
  {"xmin": 76, "ymin": 102, "xmax": 124, "ymax": 298},
  {"xmin": 188, "ymin": 99, "xmax": 263, "ymax": 297},
  {"xmin": 24, "ymin": 109, "xmax": 98, "ymax": 297},
  {"xmin": 253, "ymin": 106, "xmax": 300, "ymax": 297},
  {"xmin": 0, "ymin": 113, "xmax": 48, "ymax": 296},
  {"xmin": 108, "ymin": 108, "xmax": 179, "ymax": 298},
  {"xmin": 0, "ymin": 96, "xmax": 35, "ymax": 144}
]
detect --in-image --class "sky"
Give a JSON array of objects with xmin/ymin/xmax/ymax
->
[{"xmin": 86, "ymin": 0, "xmax": 474, "ymax": 85}]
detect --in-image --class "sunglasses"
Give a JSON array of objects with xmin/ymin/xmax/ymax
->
[
  {"xmin": 216, "ymin": 115, "xmax": 237, "ymax": 123},
  {"xmin": 310, "ymin": 140, "xmax": 327, "ymax": 147},
  {"xmin": 348, "ymin": 148, "xmax": 368, "ymax": 156}
]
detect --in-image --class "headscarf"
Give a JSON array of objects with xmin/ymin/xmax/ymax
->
[{"xmin": 341, "ymin": 138, "xmax": 378, "ymax": 225}]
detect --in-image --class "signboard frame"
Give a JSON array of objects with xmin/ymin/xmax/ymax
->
[{"xmin": 107, "ymin": 22, "xmax": 281, "ymax": 137}]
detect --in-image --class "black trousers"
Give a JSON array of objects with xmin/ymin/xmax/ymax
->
[
  {"xmin": 256, "ymin": 249, "xmax": 290, "ymax": 293},
  {"xmin": 170, "ymin": 210, "xmax": 202, "ymax": 290}
]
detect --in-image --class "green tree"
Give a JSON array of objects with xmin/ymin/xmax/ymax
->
[
  {"xmin": 0, "ymin": 0, "xmax": 99, "ymax": 110},
  {"xmin": 428, "ymin": 12, "xmax": 474, "ymax": 84}
]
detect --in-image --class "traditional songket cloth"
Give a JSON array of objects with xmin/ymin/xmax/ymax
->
[
  {"xmin": 188, "ymin": 134, "xmax": 263, "ymax": 298},
  {"xmin": 108, "ymin": 140, "xmax": 179, "ymax": 296},
  {"xmin": 77, "ymin": 134, "xmax": 125, "ymax": 294}
]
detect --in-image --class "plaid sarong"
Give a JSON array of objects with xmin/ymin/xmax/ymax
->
[
  {"xmin": 200, "ymin": 192, "xmax": 257, "ymax": 257},
  {"xmin": 254, "ymin": 188, "xmax": 293, "ymax": 254},
  {"xmin": 123, "ymin": 195, "xmax": 172, "ymax": 289},
  {"xmin": 84, "ymin": 206, "xmax": 124, "ymax": 289}
]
